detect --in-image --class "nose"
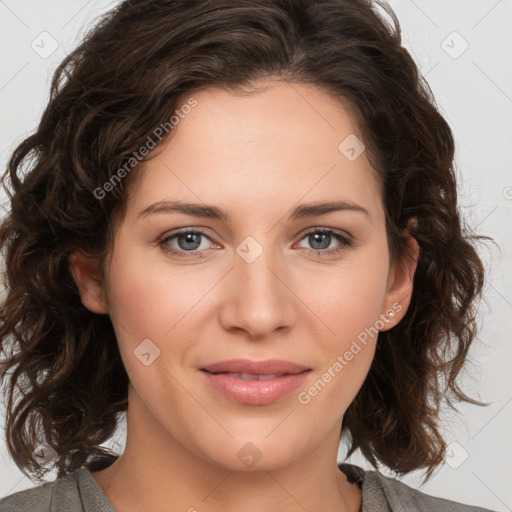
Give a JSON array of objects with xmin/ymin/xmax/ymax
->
[{"xmin": 219, "ymin": 244, "xmax": 297, "ymax": 340}]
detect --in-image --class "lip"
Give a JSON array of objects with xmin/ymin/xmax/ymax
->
[
  {"xmin": 200, "ymin": 358, "xmax": 310, "ymax": 375},
  {"xmin": 200, "ymin": 359, "xmax": 311, "ymax": 405}
]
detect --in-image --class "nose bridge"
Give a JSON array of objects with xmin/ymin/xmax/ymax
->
[
  {"xmin": 238, "ymin": 247, "xmax": 280, "ymax": 296},
  {"xmin": 221, "ymin": 237, "xmax": 295, "ymax": 338}
]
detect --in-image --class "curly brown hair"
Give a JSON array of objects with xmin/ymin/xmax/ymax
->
[{"xmin": 0, "ymin": 0, "xmax": 490, "ymax": 482}]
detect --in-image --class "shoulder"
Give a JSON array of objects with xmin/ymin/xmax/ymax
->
[
  {"xmin": 366, "ymin": 468, "xmax": 496, "ymax": 512},
  {"xmin": 0, "ymin": 477, "xmax": 56, "ymax": 512},
  {"xmin": 0, "ymin": 468, "xmax": 111, "ymax": 512},
  {"xmin": 338, "ymin": 463, "xmax": 497, "ymax": 512}
]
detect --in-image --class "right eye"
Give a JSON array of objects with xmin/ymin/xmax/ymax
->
[{"xmin": 159, "ymin": 229, "xmax": 216, "ymax": 258}]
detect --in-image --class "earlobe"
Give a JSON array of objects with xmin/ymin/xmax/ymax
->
[
  {"xmin": 380, "ymin": 218, "xmax": 420, "ymax": 331},
  {"xmin": 68, "ymin": 249, "xmax": 108, "ymax": 314}
]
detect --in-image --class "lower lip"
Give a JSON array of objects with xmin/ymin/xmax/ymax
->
[{"xmin": 200, "ymin": 370, "xmax": 311, "ymax": 405}]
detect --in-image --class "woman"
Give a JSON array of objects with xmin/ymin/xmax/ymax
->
[{"xmin": 0, "ymin": 0, "xmax": 495, "ymax": 510}]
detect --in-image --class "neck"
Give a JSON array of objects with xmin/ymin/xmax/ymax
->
[{"xmin": 90, "ymin": 388, "xmax": 362, "ymax": 512}]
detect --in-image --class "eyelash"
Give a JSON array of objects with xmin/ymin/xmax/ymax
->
[{"xmin": 158, "ymin": 227, "xmax": 354, "ymax": 259}]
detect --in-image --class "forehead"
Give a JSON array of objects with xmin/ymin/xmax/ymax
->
[{"xmin": 125, "ymin": 80, "xmax": 383, "ymax": 222}]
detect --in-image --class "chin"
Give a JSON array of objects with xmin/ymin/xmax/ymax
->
[{"xmin": 195, "ymin": 437, "xmax": 302, "ymax": 473}]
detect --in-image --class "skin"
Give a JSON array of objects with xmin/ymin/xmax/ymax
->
[{"xmin": 70, "ymin": 79, "xmax": 419, "ymax": 512}]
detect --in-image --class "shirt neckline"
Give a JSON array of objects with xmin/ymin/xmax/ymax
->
[{"xmin": 80, "ymin": 462, "xmax": 386, "ymax": 512}]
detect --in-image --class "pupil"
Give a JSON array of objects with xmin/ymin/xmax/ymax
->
[
  {"xmin": 310, "ymin": 233, "xmax": 330, "ymax": 250},
  {"xmin": 178, "ymin": 233, "xmax": 201, "ymax": 250}
]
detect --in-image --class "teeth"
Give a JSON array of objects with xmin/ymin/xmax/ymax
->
[{"xmin": 223, "ymin": 372, "xmax": 284, "ymax": 380}]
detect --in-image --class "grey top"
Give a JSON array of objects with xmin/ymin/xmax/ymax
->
[{"xmin": 0, "ymin": 462, "xmax": 496, "ymax": 512}]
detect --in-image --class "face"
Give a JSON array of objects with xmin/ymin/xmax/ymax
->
[{"xmin": 71, "ymin": 79, "xmax": 417, "ymax": 472}]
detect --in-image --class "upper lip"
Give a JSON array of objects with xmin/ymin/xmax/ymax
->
[{"xmin": 200, "ymin": 359, "xmax": 310, "ymax": 375}]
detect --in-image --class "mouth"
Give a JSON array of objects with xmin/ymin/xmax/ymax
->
[
  {"xmin": 200, "ymin": 358, "xmax": 310, "ymax": 375},
  {"xmin": 202, "ymin": 371, "xmax": 293, "ymax": 381},
  {"xmin": 199, "ymin": 359, "xmax": 311, "ymax": 405}
]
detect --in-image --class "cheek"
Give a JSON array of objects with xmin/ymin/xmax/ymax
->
[
  {"xmin": 105, "ymin": 241, "xmax": 204, "ymax": 336},
  {"xmin": 309, "ymin": 252, "xmax": 390, "ymax": 346},
  {"xmin": 104, "ymin": 245, "xmax": 226, "ymax": 385},
  {"xmin": 103, "ymin": 249, "xmax": 187, "ymax": 370},
  {"xmin": 291, "ymin": 253, "xmax": 390, "ymax": 414}
]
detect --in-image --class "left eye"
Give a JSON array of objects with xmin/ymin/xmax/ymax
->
[{"xmin": 296, "ymin": 229, "xmax": 352, "ymax": 255}]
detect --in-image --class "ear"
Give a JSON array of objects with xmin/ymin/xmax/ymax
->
[
  {"xmin": 68, "ymin": 249, "xmax": 108, "ymax": 314},
  {"xmin": 379, "ymin": 218, "xmax": 420, "ymax": 331}
]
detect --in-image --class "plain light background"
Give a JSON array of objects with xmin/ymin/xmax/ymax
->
[{"xmin": 0, "ymin": 1, "xmax": 511, "ymax": 510}]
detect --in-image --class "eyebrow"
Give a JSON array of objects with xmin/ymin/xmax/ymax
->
[
  {"xmin": 288, "ymin": 200, "xmax": 370, "ymax": 220},
  {"xmin": 138, "ymin": 201, "xmax": 231, "ymax": 222},
  {"xmin": 137, "ymin": 199, "xmax": 370, "ymax": 222}
]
